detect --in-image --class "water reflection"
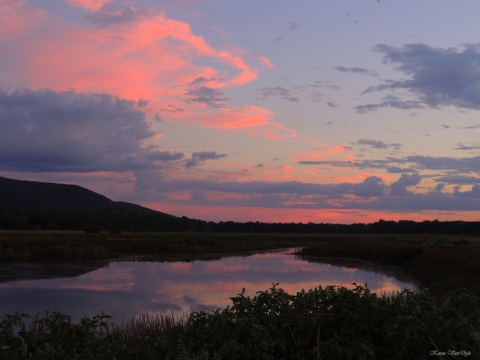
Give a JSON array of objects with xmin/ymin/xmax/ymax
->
[{"xmin": 0, "ymin": 249, "xmax": 418, "ymax": 322}]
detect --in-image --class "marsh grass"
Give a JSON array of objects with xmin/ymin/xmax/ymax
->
[
  {"xmin": 1, "ymin": 285, "xmax": 479, "ymax": 359},
  {"xmin": 0, "ymin": 231, "xmax": 313, "ymax": 262},
  {"xmin": 299, "ymin": 236, "xmax": 480, "ymax": 299}
]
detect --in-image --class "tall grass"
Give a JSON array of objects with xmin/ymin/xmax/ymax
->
[
  {"xmin": 0, "ymin": 231, "xmax": 311, "ymax": 261},
  {"xmin": 299, "ymin": 237, "xmax": 480, "ymax": 299}
]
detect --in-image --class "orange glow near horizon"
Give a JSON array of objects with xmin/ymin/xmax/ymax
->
[{"xmin": 140, "ymin": 202, "xmax": 480, "ymax": 224}]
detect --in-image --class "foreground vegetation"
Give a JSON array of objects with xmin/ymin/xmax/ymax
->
[{"xmin": 1, "ymin": 284, "xmax": 479, "ymax": 360}]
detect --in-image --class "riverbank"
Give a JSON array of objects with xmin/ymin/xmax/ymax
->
[
  {"xmin": 0, "ymin": 231, "xmax": 311, "ymax": 262},
  {"xmin": 299, "ymin": 236, "xmax": 480, "ymax": 299},
  {"xmin": 2, "ymin": 231, "xmax": 480, "ymax": 299}
]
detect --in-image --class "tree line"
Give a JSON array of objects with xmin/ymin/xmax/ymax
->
[{"xmin": 1, "ymin": 208, "xmax": 479, "ymax": 234}]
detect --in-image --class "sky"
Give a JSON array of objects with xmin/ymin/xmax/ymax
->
[{"xmin": 2, "ymin": 0, "xmax": 480, "ymax": 223}]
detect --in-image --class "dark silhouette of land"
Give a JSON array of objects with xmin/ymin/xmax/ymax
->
[
  {"xmin": 0, "ymin": 176, "xmax": 165, "ymax": 213},
  {"xmin": 1, "ymin": 175, "xmax": 480, "ymax": 234}
]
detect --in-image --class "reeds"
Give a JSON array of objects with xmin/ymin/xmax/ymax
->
[
  {"xmin": 299, "ymin": 236, "xmax": 480, "ymax": 299},
  {"xmin": 0, "ymin": 231, "xmax": 309, "ymax": 261}
]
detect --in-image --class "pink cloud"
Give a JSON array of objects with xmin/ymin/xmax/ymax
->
[
  {"xmin": 291, "ymin": 146, "xmax": 355, "ymax": 163},
  {"xmin": 0, "ymin": 3, "xmax": 294, "ymax": 138},
  {"xmin": 0, "ymin": 0, "xmax": 46, "ymax": 38},
  {"xmin": 258, "ymin": 56, "xmax": 274, "ymax": 69}
]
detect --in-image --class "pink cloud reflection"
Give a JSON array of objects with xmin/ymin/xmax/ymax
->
[{"xmin": 0, "ymin": 251, "xmax": 417, "ymax": 321}]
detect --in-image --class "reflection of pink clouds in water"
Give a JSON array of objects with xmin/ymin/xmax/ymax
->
[
  {"xmin": 0, "ymin": 250, "xmax": 417, "ymax": 322},
  {"xmin": 202, "ymin": 263, "xmax": 251, "ymax": 273},
  {"xmin": 166, "ymin": 262, "xmax": 193, "ymax": 274}
]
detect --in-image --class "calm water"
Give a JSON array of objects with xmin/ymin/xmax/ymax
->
[{"xmin": 0, "ymin": 249, "xmax": 418, "ymax": 322}]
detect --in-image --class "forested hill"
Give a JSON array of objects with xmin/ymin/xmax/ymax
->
[{"xmin": 0, "ymin": 176, "xmax": 163, "ymax": 213}]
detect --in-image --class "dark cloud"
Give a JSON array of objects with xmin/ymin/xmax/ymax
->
[
  {"xmin": 85, "ymin": 5, "xmax": 148, "ymax": 26},
  {"xmin": 326, "ymin": 102, "xmax": 337, "ymax": 108},
  {"xmin": 0, "ymin": 88, "xmax": 178, "ymax": 173},
  {"xmin": 158, "ymin": 105, "xmax": 185, "ymax": 113},
  {"xmin": 185, "ymin": 151, "xmax": 228, "ymax": 168},
  {"xmin": 405, "ymin": 155, "xmax": 480, "ymax": 172},
  {"xmin": 155, "ymin": 179, "xmax": 354, "ymax": 196},
  {"xmin": 288, "ymin": 21, "xmax": 300, "ymax": 31},
  {"xmin": 185, "ymin": 86, "xmax": 228, "ymax": 108},
  {"xmin": 441, "ymin": 124, "xmax": 450, "ymax": 129},
  {"xmin": 257, "ymin": 84, "xmax": 329, "ymax": 103},
  {"xmin": 192, "ymin": 151, "xmax": 228, "ymax": 161},
  {"xmin": 145, "ymin": 151, "xmax": 184, "ymax": 162},
  {"xmin": 356, "ymin": 139, "xmax": 388, "ymax": 149},
  {"xmin": 390, "ymin": 173, "xmax": 421, "ymax": 196},
  {"xmin": 454, "ymin": 184, "xmax": 480, "ymax": 198},
  {"xmin": 356, "ymin": 95, "xmax": 424, "ymax": 113},
  {"xmin": 299, "ymin": 154, "xmax": 480, "ymax": 174},
  {"xmin": 298, "ymin": 159, "xmax": 389, "ymax": 168},
  {"xmin": 256, "ymin": 86, "xmax": 299, "ymax": 102},
  {"xmin": 333, "ymin": 66, "xmax": 377, "ymax": 76},
  {"xmin": 146, "ymin": 175, "xmax": 480, "ymax": 212},
  {"xmin": 454, "ymin": 143, "xmax": 480, "ymax": 151},
  {"xmin": 87, "ymin": 149, "xmax": 478, "ymax": 212},
  {"xmin": 274, "ymin": 36, "xmax": 283, "ymax": 43},
  {"xmin": 190, "ymin": 77, "xmax": 220, "ymax": 85},
  {"xmin": 355, "ymin": 139, "xmax": 402, "ymax": 150},
  {"xmin": 358, "ymin": 43, "xmax": 480, "ymax": 112},
  {"xmin": 386, "ymin": 167, "xmax": 417, "ymax": 174},
  {"xmin": 352, "ymin": 176, "xmax": 386, "ymax": 197},
  {"xmin": 137, "ymin": 99, "xmax": 148, "ymax": 107},
  {"xmin": 254, "ymin": 164, "xmax": 264, "ymax": 168},
  {"xmin": 310, "ymin": 81, "xmax": 341, "ymax": 91},
  {"xmin": 435, "ymin": 176, "xmax": 480, "ymax": 184},
  {"xmin": 458, "ymin": 124, "xmax": 480, "ymax": 129}
]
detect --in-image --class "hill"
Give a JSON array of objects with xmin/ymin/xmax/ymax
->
[
  {"xmin": 0, "ymin": 176, "xmax": 164, "ymax": 213},
  {"xmin": 0, "ymin": 176, "xmax": 212, "ymax": 231}
]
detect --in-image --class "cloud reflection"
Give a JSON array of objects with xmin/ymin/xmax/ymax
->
[{"xmin": 0, "ymin": 250, "xmax": 417, "ymax": 322}]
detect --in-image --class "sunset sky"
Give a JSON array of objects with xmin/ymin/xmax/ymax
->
[{"xmin": 2, "ymin": 0, "xmax": 480, "ymax": 223}]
